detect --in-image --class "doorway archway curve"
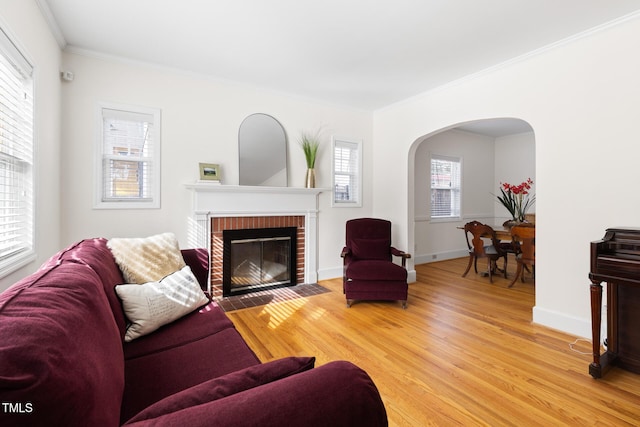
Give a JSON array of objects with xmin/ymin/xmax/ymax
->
[{"xmin": 453, "ymin": 117, "xmax": 533, "ymax": 138}]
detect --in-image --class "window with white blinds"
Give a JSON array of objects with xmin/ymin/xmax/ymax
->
[
  {"xmin": 430, "ymin": 154, "xmax": 461, "ymax": 219},
  {"xmin": 332, "ymin": 137, "xmax": 362, "ymax": 207},
  {"xmin": 95, "ymin": 104, "xmax": 160, "ymax": 209},
  {"xmin": 0, "ymin": 26, "xmax": 35, "ymax": 277}
]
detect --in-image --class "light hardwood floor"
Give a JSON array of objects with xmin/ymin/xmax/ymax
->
[{"xmin": 226, "ymin": 257, "xmax": 640, "ymax": 426}]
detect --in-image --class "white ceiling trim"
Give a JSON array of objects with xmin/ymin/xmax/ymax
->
[{"xmin": 35, "ymin": 0, "xmax": 66, "ymax": 49}]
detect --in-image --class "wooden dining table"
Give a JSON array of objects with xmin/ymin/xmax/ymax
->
[
  {"xmin": 457, "ymin": 221, "xmax": 533, "ymax": 242},
  {"xmin": 493, "ymin": 224, "xmax": 514, "ymax": 241},
  {"xmin": 457, "ymin": 223, "xmax": 511, "ymax": 240}
]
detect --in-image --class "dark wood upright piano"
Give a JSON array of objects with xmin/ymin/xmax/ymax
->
[{"xmin": 589, "ymin": 227, "xmax": 640, "ymax": 378}]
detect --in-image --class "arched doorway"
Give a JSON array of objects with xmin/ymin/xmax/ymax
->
[{"xmin": 408, "ymin": 117, "xmax": 535, "ymax": 300}]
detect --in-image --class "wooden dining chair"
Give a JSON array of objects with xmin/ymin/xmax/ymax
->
[
  {"xmin": 509, "ymin": 224, "xmax": 535, "ymax": 287},
  {"xmin": 462, "ymin": 221, "xmax": 507, "ymax": 283}
]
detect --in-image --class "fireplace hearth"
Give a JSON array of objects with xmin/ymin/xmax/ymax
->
[{"xmin": 223, "ymin": 227, "xmax": 297, "ymax": 296}]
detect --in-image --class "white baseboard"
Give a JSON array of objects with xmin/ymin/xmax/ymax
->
[
  {"xmin": 414, "ymin": 249, "xmax": 467, "ymax": 265},
  {"xmin": 407, "ymin": 269, "xmax": 416, "ymax": 283},
  {"xmin": 318, "ymin": 267, "xmax": 342, "ymax": 281},
  {"xmin": 532, "ymin": 305, "xmax": 591, "ymax": 339}
]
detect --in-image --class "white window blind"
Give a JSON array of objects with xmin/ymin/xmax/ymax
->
[
  {"xmin": 332, "ymin": 137, "xmax": 361, "ymax": 206},
  {"xmin": 0, "ymin": 26, "xmax": 35, "ymax": 276},
  {"xmin": 96, "ymin": 104, "xmax": 160, "ymax": 209},
  {"xmin": 430, "ymin": 155, "xmax": 461, "ymax": 218}
]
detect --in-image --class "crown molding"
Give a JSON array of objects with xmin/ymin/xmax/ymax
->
[{"xmin": 35, "ymin": 0, "xmax": 66, "ymax": 49}]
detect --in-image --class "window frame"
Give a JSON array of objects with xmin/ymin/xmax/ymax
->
[
  {"xmin": 0, "ymin": 25, "xmax": 36, "ymax": 278},
  {"xmin": 430, "ymin": 154, "xmax": 462, "ymax": 221},
  {"xmin": 331, "ymin": 136, "xmax": 362, "ymax": 208},
  {"xmin": 94, "ymin": 102, "xmax": 161, "ymax": 209}
]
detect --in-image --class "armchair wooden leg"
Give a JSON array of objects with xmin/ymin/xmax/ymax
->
[
  {"xmin": 346, "ymin": 299, "xmax": 354, "ymax": 308},
  {"xmin": 401, "ymin": 300, "xmax": 407, "ymax": 309}
]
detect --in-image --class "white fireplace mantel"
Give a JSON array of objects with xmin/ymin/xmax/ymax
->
[
  {"xmin": 185, "ymin": 182, "xmax": 325, "ymax": 216},
  {"xmin": 185, "ymin": 182, "xmax": 326, "ymax": 284}
]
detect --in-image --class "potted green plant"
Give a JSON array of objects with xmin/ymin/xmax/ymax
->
[{"xmin": 299, "ymin": 130, "xmax": 320, "ymax": 188}]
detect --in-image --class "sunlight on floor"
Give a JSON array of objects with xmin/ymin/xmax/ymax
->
[{"xmin": 263, "ymin": 298, "xmax": 327, "ymax": 329}]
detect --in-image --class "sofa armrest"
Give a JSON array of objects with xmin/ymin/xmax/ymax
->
[
  {"xmin": 124, "ymin": 361, "xmax": 387, "ymax": 427},
  {"xmin": 180, "ymin": 248, "xmax": 209, "ymax": 290}
]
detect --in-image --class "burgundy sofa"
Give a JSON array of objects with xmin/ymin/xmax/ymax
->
[{"xmin": 0, "ymin": 238, "xmax": 388, "ymax": 426}]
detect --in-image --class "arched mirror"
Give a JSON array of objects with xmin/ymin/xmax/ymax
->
[{"xmin": 238, "ymin": 113, "xmax": 287, "ymax": 186}]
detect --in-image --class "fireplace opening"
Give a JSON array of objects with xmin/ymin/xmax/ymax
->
[{"xmin": 223, "ymin": 227, "xmax": 297, "ymax": 296}]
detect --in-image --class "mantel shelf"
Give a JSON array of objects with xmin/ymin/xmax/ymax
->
[{"xmin": 185, "ymin": 182, "xmax": 327, "ymax": 195}]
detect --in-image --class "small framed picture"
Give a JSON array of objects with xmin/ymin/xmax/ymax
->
[{"xmin": 199, "ymin": 163, "xmax": 221, "ymax": 181}]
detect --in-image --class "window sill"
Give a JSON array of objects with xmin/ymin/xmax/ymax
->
[
  {"xmin": 0, "ymin": 249, "xmax": 36, "ymax": 280},
  {"xmin": 428, "ymin": 217, "xmax": 461, "ymax": 224},
  {"xmin": 94, "ymin": 200, "xmax": 160, "ymax": 209}
]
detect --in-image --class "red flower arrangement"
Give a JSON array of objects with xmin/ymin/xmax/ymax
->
[{"xmin": 496, "ymin": 178, "xmax": 535, "ymax": 222}]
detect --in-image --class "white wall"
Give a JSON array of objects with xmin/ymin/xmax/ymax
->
[
  {"xmin": 0, "ymin": 1, "xmax": 61, "ymax": 291},
  {"xmin": 59, "ymin": 52, "xmax": 373, "ymax": 280},
  {"xmin": 373, "ymin": 13, "xmax": 640, "ymax": 338},
  {"xmin": 494, "ymin": 132, "xmax": 536, "ymax": 219},
  {"xmin": 413, "ymin": 129, "xmax": 495, "ymax": 263}
]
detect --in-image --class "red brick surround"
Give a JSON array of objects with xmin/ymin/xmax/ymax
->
[{"xmin": 210, "ymin": 215, "xmax": 305, "ymax": 299}]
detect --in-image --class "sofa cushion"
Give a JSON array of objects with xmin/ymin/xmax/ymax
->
[
  {"xmin": 123, "ymin": 301, "xmax": 234, "ymax": 359},
  {"xmin": 0, "ymin": 262, "xmax": 124, "ymax": 427},
  {"xmin": 121, "ymin": 327, "xmax": 260, "ymax": 423},
  {"xmin": 108, "ymin": 232, "xmax": 186, "ymax": 284},
  {"xmin": 123, "ymin": 361, "xmax": 388, "ymax": 427},
  {"xmin": 125, "ymin": 356, "xmax": 315, "ymax": 423},
  {"xmin": 123, "ymin": 301, "xmax": 234, "ymax": 360},
  {"xmin": 116, "ymin": 266, "xmax": 210, "ymax": 342},
  {"xmin": 56, "ymin": 238, "xmax": 129, "ymax": 338}
]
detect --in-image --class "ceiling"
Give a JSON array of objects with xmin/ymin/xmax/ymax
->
[{"xmin": 39, "ymin": 0, "xmax": 640, "ymax": 112}]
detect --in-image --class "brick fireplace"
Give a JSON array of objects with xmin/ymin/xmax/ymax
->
[
  {"xmin": 185, "ymin": 183, "xmax": 323, "ymax": 299},
  {"xmin": 210, "ymin": 215, "xmax": 305, "ymax": 299}
]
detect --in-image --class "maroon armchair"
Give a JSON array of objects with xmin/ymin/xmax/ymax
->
[{"xmin": 341, "ymin": 218, "xmax": 411, "ymax": 308}]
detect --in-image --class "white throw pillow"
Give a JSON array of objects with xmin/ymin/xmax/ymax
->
[
  {"xmin": 115, "ymin": 266, "xmax": 210, "ymax": 342},
  {"xmin": 108, "ymin": 232, "xmax": 186, "ymax": 284}
]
